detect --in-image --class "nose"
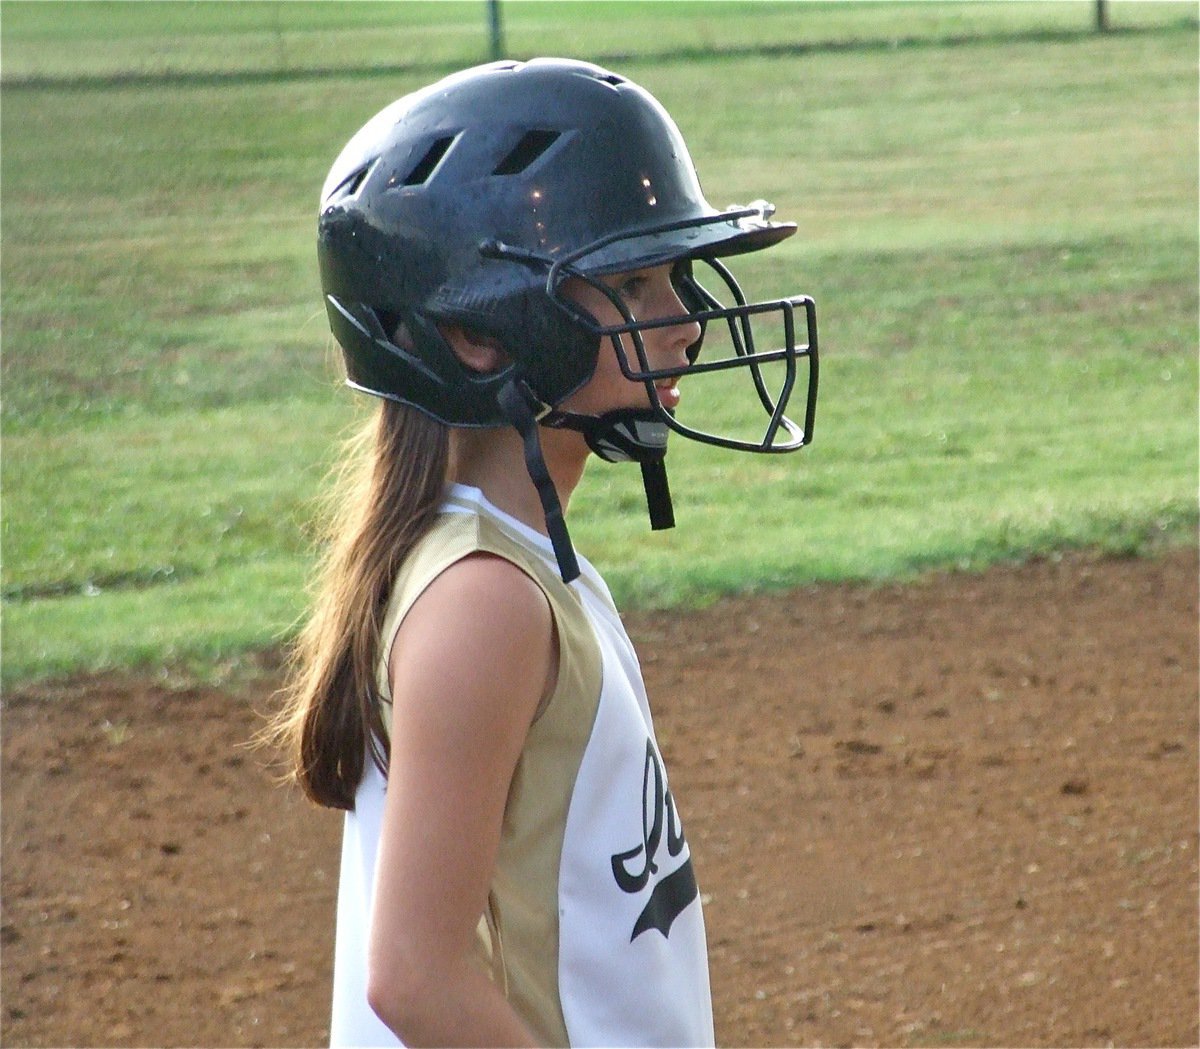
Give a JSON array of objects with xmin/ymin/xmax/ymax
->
[{"xmin": 651, "ymin": 277, "xmax": 701, "ymax": 367}]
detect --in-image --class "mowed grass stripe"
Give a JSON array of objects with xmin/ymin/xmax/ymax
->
[{"xmin": 2, "ymin": 2, "xmax": 1191, "ymax": 83}]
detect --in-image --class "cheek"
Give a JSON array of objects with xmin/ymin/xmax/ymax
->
[
  {"xmin": 565, "ymin": 340, "xmax": 639, "ymax": 413},
  {"xmin": 595, "ymin": 339, "xmax": 622, "ymax": 378},
  {"xmin": 593, "ymin": 339, "xmax": 641, "ymax": 391}
]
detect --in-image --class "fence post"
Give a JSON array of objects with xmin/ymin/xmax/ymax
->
[
  {"xmin": 1096, "ymin": 0, "xmax": 1110, "ymax": 32},
  {"xmin": 488, "ymin": 0, "xmax": 505, "ymax": 60}
]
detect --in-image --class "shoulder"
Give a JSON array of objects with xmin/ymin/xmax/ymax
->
[
  {"xmin": 403, "ymin": 552, "xmax": 552, "ymax": 648},
  {"xmin": 388, "ymin": 553, "xmax": 557, "ymax": 730}
]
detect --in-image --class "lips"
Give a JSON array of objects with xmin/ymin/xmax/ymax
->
[{"xmin": 655, "ymin": 382, "xmax": 681, "ymax": 410}]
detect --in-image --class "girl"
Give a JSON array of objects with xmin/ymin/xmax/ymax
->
[{"xmin": 273, "ymin": 58, "xmax": 818, "ymax": 1047}]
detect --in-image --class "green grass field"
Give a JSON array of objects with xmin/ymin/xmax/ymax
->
[
  {"xmin": 3, "ymin": 1, "xmax": 1190, "ymax": 82},
  {"xmin": 2, "ymin": 2, "xmax": 1197, "ymax": 685}
]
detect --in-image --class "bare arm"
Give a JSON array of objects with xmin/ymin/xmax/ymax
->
[{"xmin": 366, "ymin": 554, "xmax": 557, "ymax": 1047}]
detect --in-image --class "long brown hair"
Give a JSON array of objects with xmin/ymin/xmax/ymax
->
[{"xmin": 268, "ymin": 398, "xmax": 449, "ymax": 810}]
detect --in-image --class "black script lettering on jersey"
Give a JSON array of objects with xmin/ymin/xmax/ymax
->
[{"xmin": 610, "ymin": 739, "xmax": 699, "ymax": 941}]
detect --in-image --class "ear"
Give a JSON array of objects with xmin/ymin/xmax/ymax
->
[{"xmin": 439, "ymin": 323, "xmax": 509, "ymax": 375}]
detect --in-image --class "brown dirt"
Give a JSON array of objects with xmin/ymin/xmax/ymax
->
[{"xmin": 2, "ymin": 548, "xmax": 1197, "ymax": 1048}]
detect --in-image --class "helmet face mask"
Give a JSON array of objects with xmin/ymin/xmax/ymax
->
[
  {"xmin": 317, "ymin": 57, "xmax": 820, "ymax": 580},
  {"xmin": 542, "ymin": 247, "xmax": 818, "ymax": 456}
]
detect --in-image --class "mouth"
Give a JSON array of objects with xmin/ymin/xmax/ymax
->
[{"xmin": 654, "ymin": 381, "xmax": 681, "ymax": 411}]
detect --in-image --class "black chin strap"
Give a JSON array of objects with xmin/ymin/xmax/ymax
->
[
  {"xmin": 640, "ymin": 460, "xmax": 675, "ymax": 530},
  {"xmin": 541, "ymin": 405, "xmax": 677, "ymax": 533},
  {"xmin": 498, "ymin": 380, "xmax": 581, "ymax": 584},
  {"xmin": 497, "ymin": 384, "xmax": 677, "ymax": 582}
]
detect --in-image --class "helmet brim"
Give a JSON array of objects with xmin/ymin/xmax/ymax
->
[{"xmin": 578, "ymin": 216, "xmax": 796, "ymax": 276}]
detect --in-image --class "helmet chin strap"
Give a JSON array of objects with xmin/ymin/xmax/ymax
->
[
  {"xmin": 639, "ymin": 458, "xmax": 676, "ymax": 531},
  {"xmin": 541, "ymin": 405, "xmax": 676, "ymax": 531},
  {"xmin": 497, "ymin": 381, "xmax": 678, "ymax": 584},
  {"xmin": 497, "ymin": 380, "xmax": 582, "ymax": 584}
]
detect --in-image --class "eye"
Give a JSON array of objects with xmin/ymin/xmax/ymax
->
[{"xmin": 615, "ymin": 275, "xmax": 648, "ymax": 302}]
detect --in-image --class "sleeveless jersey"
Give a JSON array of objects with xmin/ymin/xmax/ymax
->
[{"xmin": 329, "ymin": 484, "xmax": 713, "ymax": 1047}]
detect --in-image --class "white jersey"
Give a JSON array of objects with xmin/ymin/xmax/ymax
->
[{"xmin": 329, "ymin": 484, "xmax": 713, "ymax": 1047}]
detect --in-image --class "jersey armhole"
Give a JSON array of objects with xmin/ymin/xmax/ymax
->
[
  {"xmin": 375, "ymin": 514, "xmax": 601, "ymax": 743},
  {"xmin": 377, "ymin": 550, "xmax": 564, "ymax": 737}
]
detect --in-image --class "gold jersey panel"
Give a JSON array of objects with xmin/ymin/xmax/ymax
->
[{"xmin": 374, "ymin": 495, "xmax": 604, "ymax": 1047}]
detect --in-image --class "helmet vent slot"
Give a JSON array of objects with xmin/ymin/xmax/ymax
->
[
  {"xmin": 493, "ymin": 129, "xmax": 561, "ymax": 176},
  {"xmin": 402, "ymin": 135, "xmax": 456, "ymax": 186},
  {"xmin": 328, "ymin": 161, "xmax": 373, "ymax": 201}
]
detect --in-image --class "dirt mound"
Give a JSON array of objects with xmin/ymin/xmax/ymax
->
[{"xmin": 3, "ymin": 548, "xmax": 1196, "ymax": 1047}]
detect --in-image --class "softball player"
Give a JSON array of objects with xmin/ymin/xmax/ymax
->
[{"xmin": 273, "ymin": 58, "xmax": 818, "ymax": 1046}]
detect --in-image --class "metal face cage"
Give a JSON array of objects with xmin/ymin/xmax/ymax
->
[{"xmin": 538, "ymin": 213, "xmax": 819, "ymax": 455}]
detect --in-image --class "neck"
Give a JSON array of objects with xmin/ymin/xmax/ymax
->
[{"xmin": 449, "ymin": 424, "xmax": 588, "ymax": 536}]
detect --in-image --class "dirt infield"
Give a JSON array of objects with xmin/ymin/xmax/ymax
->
[{"xmin": 3, "ymin": 548, "xmax": 1197, "ymax": 1048}]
